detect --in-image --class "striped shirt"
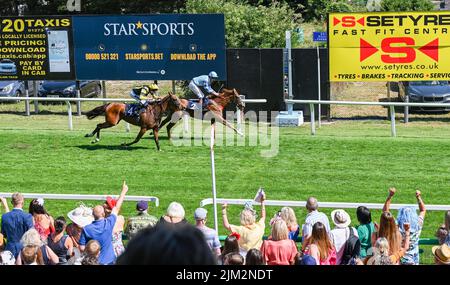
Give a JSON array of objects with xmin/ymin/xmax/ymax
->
[{"xmin": 302, "ymin": 210, "xmax": 331, "ymax": 238}]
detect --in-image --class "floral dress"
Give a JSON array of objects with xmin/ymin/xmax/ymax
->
[{"xmin": 112, "ymin": 231, "xmax": 125, "ymax": 257}]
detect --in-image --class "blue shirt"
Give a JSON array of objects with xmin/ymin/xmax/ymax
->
[
  {"xmin": 1, "ymin": 208, "xmax": 33, "ymax": 258},
  {"xmin": 192, "ymin": 75, "xmax": 214, "ymax": 93},
  {"xmin": 79, "ymin": 214, "xmax": 117, "ymax": 265}
]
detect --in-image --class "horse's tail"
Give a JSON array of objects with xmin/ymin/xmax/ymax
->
[{"xmin": 86, "ymin": 104, "xmax": 109, "ymax": 120}]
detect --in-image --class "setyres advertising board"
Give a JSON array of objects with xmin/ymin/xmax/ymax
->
[
  {"xmin": 329, "ymin": 11, "xmax": 450, "ymax": 82},
  {"xmin": 72, "ymin": 14, "xmax": 226, "ymax": 80},
  {"xmin": 0, "ymin": 16, "xmax": 75, "ymax": 80}
]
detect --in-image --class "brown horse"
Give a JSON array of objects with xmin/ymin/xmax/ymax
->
[
  {"xmin": 84, "ymin": 93, "xmax": 182, "ymax": 151},
  {"xmin": 158, "ymin": 88, "xmax": 245, "ymax": 140}
]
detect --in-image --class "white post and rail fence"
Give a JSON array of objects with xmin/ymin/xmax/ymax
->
[
  {"xmin": 0, "ymin": 96, "xmax": 266, "ymax": 132},
  {"xmin": 285, "ymin": 99, "xmax": 450, "ymax": 137}
]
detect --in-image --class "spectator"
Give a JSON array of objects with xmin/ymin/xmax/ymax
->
[
  {"xmin": 397, "ymin": 190, "xmax": 426, "ymax": 265},
  {"xmin": 432, "ymin": 243, "xmax": 450, "ymax": 265},
  {"xmin": 81, "ymin": 240, "xmax": 100, "ymax": 265},
  {"xmin": 367, "ymin": 223, "xmax": 410, "ymax": 265},
  {"xmin": 218, "ymin": 234, "xmax": 240, "ymax": 265},
  {"xmin": 29, "ymin": 198, "xmax": 54, "ymax": 241},
  {"xmin": 125, "ymin": 200, "xmax": 158, "ymax": 240},
  {"xmin": 302, "ymin": 197, "xmax": 331, "ymax": 249},
  {"xmin": 194, "ymin": 208, "xmax": 221, "ymax": 257},
  {"xmin": 103, "ymin": 196, "xmax": 125, "ymax": 258},
  {"xmin": 79, "ymin": 181, "xmax": 128, "ymax": 265},
  {"xmin": 47, "ymin": 216, "xmax": 74, "ymax": 265},
  {"xmin": 66, "ymin": 204, "xmax": 94, "ymax": 265},
  {"xmin": 435, "ymin": 211, "xmax": 450, "ymax": 245},
  {"xmin": 280, "ymin": 207, "xmax": 300, "ymax": 241},
  {"xmin": 20, "ymin": 246, "xmax": 40, "ymax": 265},
  {"xmin": 366, "ymin": 237, "xmax": 393, "ymax": 265},
  {"xmin": 329, "ymin": 209, "xmax": 359, "ymax": 265},
  {"xmin": 222, "ymin": 194, "xmax": 266, "ymax": 256},
  {"xmin": 158, "ymin": 202, "xmax": 188, "ymax": 226},
  {"xmin": 1, "ymin": 193, "xmax": 33, "ymax": 258},
  {"xmin": 0, "ymin": 232, "xmax": 15, "ymax": 265},
  {"xmin": 116, "ymin": 223, "xmax": 216, "ymax": 265},
  {"xmin": 16, "ymin": 228, "xmax": 59, "ymax": 265},
  {"xmin": 294, "ymin": 252, "xmax": 316, "ymax": 265},
  {"xmin": 303, "ymin": 222, "xmax": 336, "ymax": 265},
  {"xmin": 356, "ymin": 206, "xmax": 375, "ymax": 258},
  {"xmin": 245, "ymin": 248, "xmax": 265, "ymax": 265},
  {"xmin": 260, "ymin": 219, "xmax": 297, "ymax": 265},
  {"xmin": 223, "ymin": 252, "xmax": 244, "ymax": 265}
]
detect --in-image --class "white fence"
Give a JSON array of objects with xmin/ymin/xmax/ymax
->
[
  {"xmin": 285, "ymin": 99, "xmax": 450, "ymax": 137},
  {"xmin": 0, "ymin": 192, "xmax": 159, "ymax": 206},
  {"xmin": 200, "ymin": 198, "xmax": 450, "ymax": 211},
  {"xmin": 0, "ymin": 96, "xmax": 266, "ymax": 131}
]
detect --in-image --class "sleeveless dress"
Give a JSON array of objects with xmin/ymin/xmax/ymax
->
[
  {"xmin": 47, "ymin": 235, "xmax": 69, "ymax": 265},
  {"xmin": 34, "ymin": 215, "xmax": 54, "ymax": 241},
  {"xmin": 112, "ymin": 231, "xmax": 125, "ymax": 257}
]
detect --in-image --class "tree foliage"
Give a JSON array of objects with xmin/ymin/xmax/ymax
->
[
  {"xmin": 185, "ymin": 0, "xmax": 301, "ymax": 48},
  {"xmin": 380, "ymin": 0, "xmax": 434, "ymax": 11}
]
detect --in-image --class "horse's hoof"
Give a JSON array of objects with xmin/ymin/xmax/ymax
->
[
  {"xmin": 84, "ymin": 133, "xmax": 91, "ymax": 137},
  {"xmin": 237, "ymin": 130, "xmax": 244, "ymax": 137},
  {"xmin": 91, "ymin": 138, "xmax": 100, "ymax": 144}
]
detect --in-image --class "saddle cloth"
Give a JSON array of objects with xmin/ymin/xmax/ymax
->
[
  {"xmin": 125, "ymin": 103, "xmax": 144, "ymax": 119},
  {"xmin": 186, "ymin": 97, "xmax": 210, "ymax": 111}
]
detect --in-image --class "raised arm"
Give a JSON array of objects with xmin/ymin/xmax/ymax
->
[
  {"xmin": 383, "ymin": 187, "xmax": 396, "ymax": 213},
  {"xmin": 260, "ymin": 194, "xmax": 266, "ymax": 221},
  {"xmin": 222, "ymin": 203, "xmax": 231, "ymax": 231},
  {"xmin": 112, "ymin": 181, "xmax": 129, "ymax": 216},
  {"xmin": 0, "ymin": 197, "xmax": 9, "ymax": 213},
  {"xmin": 416, "ymin": 190, "xmax": 426, "ymax": 219}
]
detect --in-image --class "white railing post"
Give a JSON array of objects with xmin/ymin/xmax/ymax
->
[
  {"xmin": 390, "ymin": 105, "xmax": 396, "ymax": 137},
  {"xmin": 310, "ymin": 103, "xmax": 316, "ymax": 135},
  {"xmin": 67, "ymin": 101, "xmax": 73, "ymax": 131}
]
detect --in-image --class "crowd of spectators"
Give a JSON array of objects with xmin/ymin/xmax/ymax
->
[{"xmin": 1, "ymin": 185, "xmax": 450, "ymax": 265}]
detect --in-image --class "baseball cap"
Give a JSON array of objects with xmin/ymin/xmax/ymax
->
[
  {"xmin": 106, "ymin": 196, "xmax": 117, "ymax": 209},
  {"xmin": 194, "ymin": 208, "xmax": 207, "ymax": 220},
  {"xmin": 136, "ymin": 200, "xmax": 148, "ymax": 212}
]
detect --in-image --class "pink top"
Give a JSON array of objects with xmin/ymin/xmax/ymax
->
[
  {"xmin": 260, "ymin": 239, "xmax": 298, "ymax": 265},
  {"xmin": 304, "ymin": 244, "xmax": 337, "ymax": 265},
  {"xmin": 34, "ymin": 215, "xmax": 54, "ymax": 241}
]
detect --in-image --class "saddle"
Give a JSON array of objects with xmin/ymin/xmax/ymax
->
[{"xmin": 125, "ymin": 99, "xmax": 158, "ymax": 119}]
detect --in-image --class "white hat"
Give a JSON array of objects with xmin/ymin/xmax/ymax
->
[
  {"xmin": 67, "ymin": 205, "xmax": 94, "ymax": 227},
  {"xmin": 331, "ymin": 209, "xmax": 351, "ymax": 228}
]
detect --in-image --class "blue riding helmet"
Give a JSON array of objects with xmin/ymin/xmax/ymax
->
[{"xmin": 209, "ymin": 71, "xmax": 218, "ymax": 79}]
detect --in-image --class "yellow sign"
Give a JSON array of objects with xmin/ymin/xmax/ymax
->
[{"xmin": 329, "ymin": 11, "xmax": 450, "ymax": 82}]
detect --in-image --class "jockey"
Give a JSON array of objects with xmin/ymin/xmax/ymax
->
[
  {"xmin": 127, "ymin": 83, "xmax": 159, "ymax": 116},
  {"xmin": 188, "ymin": 71, "xmax": 219, "ymax": 109}
]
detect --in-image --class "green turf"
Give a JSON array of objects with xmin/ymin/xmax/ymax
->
[{"xmin": 0, "ymin": 110, "xmax": 449, "ymax": 255}]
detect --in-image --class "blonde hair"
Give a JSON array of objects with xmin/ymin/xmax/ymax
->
[
  {"xmin": 166, "ymin": 202, "xmax": 185, "ymax": 219},
  {"xmin": 21, "ymin": 246, "xmax": 39, "ymax": 265},
  {"xmin": 271, "ymin": 219, "xmax": 289, "ymax": 241},
  {"xmin": 20, "ymin": 229, "xmax": 43, "ymax": 247},
  {"xmin": 280, "ymin": 207, "xmax": 297, "ymax": 229},
  {"xmin": 11, "ymin": 192, "xmax": 24, "ymax": 206},
  {"xmin": 240, "ymin": 209, "xmax": 256, "ymax": 226},
  {"xmin": 86, "ymin": 240, "xmax": 101, "ymax": 257},
  {"xmin": 371, "ymin": 237, "xmax": 393, "ymax": 265}
]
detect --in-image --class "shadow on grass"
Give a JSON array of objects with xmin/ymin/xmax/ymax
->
[{"xmin": 74, "ymin": 144, "xmax": 149, "ymax": 151}]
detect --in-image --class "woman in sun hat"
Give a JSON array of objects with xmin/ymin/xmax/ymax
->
[
  {"xmin": 329, "ymin": 209, "xmax": 360, "ymax": 265},
  {"xmin": 432, "ymin": 243, "xmax": 450, "ymax": 265},
  {"xmin": 66, "ymin": 204, "xmax": 94, "ymax": 265}
]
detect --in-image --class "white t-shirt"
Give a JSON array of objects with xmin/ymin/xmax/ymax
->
[{"xmin": 330, "ymin": 227, "xmax": 358, "ymax": 265}]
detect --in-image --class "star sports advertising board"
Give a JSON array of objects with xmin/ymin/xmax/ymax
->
[
  {"xmin": 0, "ymin": 14, "xmax": 226, "ymax": 81},
  {"xmin": 329, "ymin": 11, "xmax": 450, "ymax": 82}
]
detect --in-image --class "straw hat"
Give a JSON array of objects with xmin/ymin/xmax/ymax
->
[
  {"xmin": 432, "ymin": 244, "xmax": 450, "ymax": 265},
  {"xmin": 67, "ymin": 205, "xmax": 94, "ymax": 227},
  {"xmin": 331, "ymin": 209, "xmax": 351, "ymax": 228}
]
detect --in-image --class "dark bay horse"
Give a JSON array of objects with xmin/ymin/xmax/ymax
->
[
  {"xmin": 84, "ymin": 93, "xmax": 182, "ymax": 151},
  {"xmin": 158, "ymin": 88, "xmax": 245, "ymax": 140}
]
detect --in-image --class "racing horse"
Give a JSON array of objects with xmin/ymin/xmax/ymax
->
[
  {"xmin": 84, "ymin": 93, "xmax": 183, "ymax": 151},
  {"xmin": 158, "ymin": 88, "xmax": 245, "ymax": 140}
]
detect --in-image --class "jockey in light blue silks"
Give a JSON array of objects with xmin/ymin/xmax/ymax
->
[{"xmin": 188, "ymin": 71, "xmax": 219, "ymax": 109}]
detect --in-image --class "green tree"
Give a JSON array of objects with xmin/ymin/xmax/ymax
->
[
  {"xmin": 303, "ymin": 0, "xmax": 354, "ymax": 22},
  {"xmin": 185, "ymin": 0, "xmax": 301, "ymax": 48},
  {"xmin": 381, "ymin": 0, "xmax": 434, "ymax": 11}
]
